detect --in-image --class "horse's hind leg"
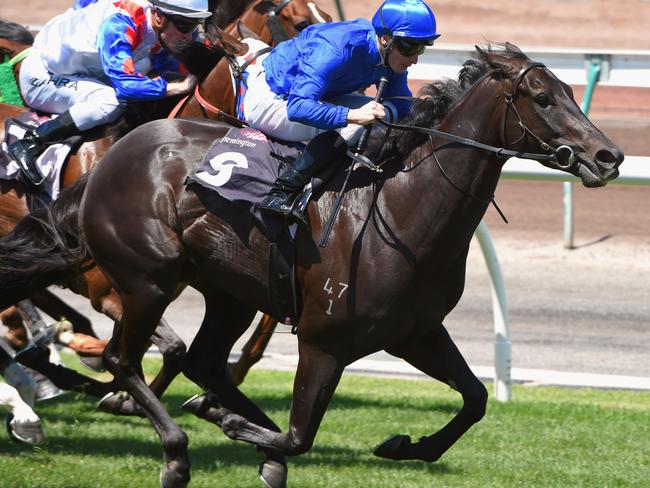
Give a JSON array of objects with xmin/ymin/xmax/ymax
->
[
  {"xmin": 109, "ymin": 288, "xmax": 190, "ymax": 488},
  {"xmin": 182, "ymin": 293, "xmax": 287, "ymax": 488},
  {"xmin": 101, "ymin": 317, "xmax": 187, "ymax": 417},
  {"xmin": 378, "ymin": 324, "xmax": 488, "ymax": 462}
]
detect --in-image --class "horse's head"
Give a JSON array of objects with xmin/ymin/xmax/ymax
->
[
  {"xmin": 0, "ymin": 19, "xmax": 33, "ymax": 59},
  {"xmin": 478, "ymin": 43, "xmax": 624, "ymax": 187},
  {"xmin": 250, "ymin": 0, "xmax": 332, "ymax": 45}
]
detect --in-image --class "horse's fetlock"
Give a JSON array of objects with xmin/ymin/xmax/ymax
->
[
  {"xmin": 462, "ymin": 382, "xmax": 488, "ymax": 423},
  {"xmin": 285, "ymin": 436, "xmax": 312, "ymax": 456}
]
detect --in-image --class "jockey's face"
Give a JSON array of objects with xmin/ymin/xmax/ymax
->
[
  {"xmin": 152, "ymin": 9, "xmax": 198, "ymax": 47},
  {"xmin": 380, "ymin": 35, "xmax": 420, "ymax": 75}
]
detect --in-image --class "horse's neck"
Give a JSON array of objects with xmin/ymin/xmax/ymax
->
[{"xmin": 384, "ymin": 77, "xmax": 507, "ymax": 256}]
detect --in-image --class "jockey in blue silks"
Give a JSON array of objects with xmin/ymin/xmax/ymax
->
[
  {"xmin": 243, "ymin": 0, "xmax": 441, "ymax": 225},
  {"xmin": 8, "ymin": 0, "xmax": 211, "ymax": 187}
]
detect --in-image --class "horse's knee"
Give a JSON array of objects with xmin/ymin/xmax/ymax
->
[{"xmin": 462, "ymin": 381, "xmax": 488, "ymax": 424}]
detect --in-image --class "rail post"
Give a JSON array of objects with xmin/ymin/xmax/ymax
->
[
  {"xmin": 563, "ymin": 57, "xmax": 603, "ymax": 249},
  {"xmin": 475, "ymin": 220, "xmax": 511, "ymax": 402}
]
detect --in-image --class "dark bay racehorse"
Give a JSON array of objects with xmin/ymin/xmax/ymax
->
[
  {"xmin": 24, "ymin": 43, "xmax": 619, "ymax": 486},
  {"xmin": 0, "ymin": 5, "xmax": 330, "ymax": 409}
]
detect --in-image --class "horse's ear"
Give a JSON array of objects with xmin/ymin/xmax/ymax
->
[
  {"xmin": 213, "ymin": 27, "xmax": 249, "ymax": 56},
  {"xmin": 475, "ymin": 45, "xmax": 488, "ymax": 60},
  {"xmin": 237, "ymin": 20, "xmax": 262, "ymax": 41}
]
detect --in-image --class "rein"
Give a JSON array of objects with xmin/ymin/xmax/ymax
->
[{"xmin": 379, "ymin": 63, "xmax": 575, "ymax": 165}]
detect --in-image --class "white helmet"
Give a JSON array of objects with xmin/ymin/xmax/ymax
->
[{"xmin": 150, "ymin": 0, "xmax": 212, "ymax": 19}]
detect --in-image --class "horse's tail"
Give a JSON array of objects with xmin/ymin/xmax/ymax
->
[{"xmin": 0, "ymin": 173, "xmax": 90, "ymax": 309}]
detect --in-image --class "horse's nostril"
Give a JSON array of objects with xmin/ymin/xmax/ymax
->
[{"xmin": 595, "ymin": 148, "xmax": 624, "ymax": 168}]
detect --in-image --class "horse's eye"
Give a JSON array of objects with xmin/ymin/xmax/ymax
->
[
  {"xmin": 534, "ymin": 93, "xmax": 551, "ymax": 108},
  {"xmin": 295, "ymin": 21, "xmax": 310, "ymax": 32}
]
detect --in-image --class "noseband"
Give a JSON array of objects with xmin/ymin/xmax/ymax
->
[{"xmin": 267, "ymin": 0, "xmax": 294, "ymax": 45}]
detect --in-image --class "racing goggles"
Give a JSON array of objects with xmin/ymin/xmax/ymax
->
[
  {"xmin": 393, "ymin": 37, "xmax": 432, "ymax": 57},
  {"xmin": 166, "ymin": 14, "xmax": 202, "ymax": 34}
]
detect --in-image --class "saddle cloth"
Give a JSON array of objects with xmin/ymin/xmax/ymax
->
[
  {"xmin": 0, "ymin": 112, "xmax": 75, "ymax": 202},
  {"xmin": 188, "ymin": 126, "xmax": 303, "ymax": 235}
]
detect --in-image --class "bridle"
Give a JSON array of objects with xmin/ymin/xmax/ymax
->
[
  {"xmin": 502, "ymin": 62, "xmax": 576, "ymax": 170},
  {"xmin": 376, "ymin": 61, "xmax": 579, "ymax": 221},
  {"xmin": 380, "ymin": 62, "xmax": 576, "ymax": 168}
]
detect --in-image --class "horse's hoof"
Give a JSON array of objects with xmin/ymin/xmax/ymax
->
[
  {"xmin": 29, "ymin": 369, "xmax": 64, "ymax": 401},
  {"xmin": 159, "ymin": 462, "xmax": 190, "ymax": 488},
  {"xmin": 373, "ymin": 434, "xmax": 411, "ymax": 460},
  {"xmin": 79, "ymin": 356, "xmax": 106, "ymax": 372},
  {"xmin": 259, "ymin": 459, "xmax": 287, "ymax": 488},
  {"xmin": 6, "ymin": 414, "xmax": 45, "ymax": 445}
]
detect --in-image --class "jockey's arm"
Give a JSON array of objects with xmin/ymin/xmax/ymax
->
[{"xmin": 97, "ymin": 13, "xmax": 193, "ymax": 100}]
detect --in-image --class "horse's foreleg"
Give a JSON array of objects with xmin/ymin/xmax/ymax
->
[
  {"xmin": 1, "ymin": 305, "xmax": 29, "ymax": 349},
  {"xmin": 219, "ymin": 340, "xmax": 344, "ymax": 457},
  {"xmin": 14, "ymin": 344, "xmax": 114, "ymax": 398},
  {"xmin": 0, "ymin": 382, "xmax": 45, "ymax": 444},
  {"xmin": 379, "ymin": 324, "xmax": 487, "ymax": 462},
  {"xmin": 227, "ymin": 313, "xmax": 278, "ymax": 386}
]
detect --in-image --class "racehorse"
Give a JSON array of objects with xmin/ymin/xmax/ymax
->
[
  {"xmin": 0, "ymin": 2, "xmax": 330, "ymax": 410},
  {"xmin": 1, "ymin": 43, "xmax": 621, "ymax": 486}
]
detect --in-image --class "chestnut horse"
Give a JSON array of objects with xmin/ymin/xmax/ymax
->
[{"xmin": 1, "ymin": 44, "xmax": 621, "ymax": 486}]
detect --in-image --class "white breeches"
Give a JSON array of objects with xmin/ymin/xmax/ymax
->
[
  {"xmin": 19, "ymin": 49, "xmax": 125, "ymax": 131},
  {"xmin": 241, "ymin": 51, "xmax": 397, "ymax": 145}
]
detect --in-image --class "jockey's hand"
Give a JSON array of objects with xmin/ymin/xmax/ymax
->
[
  {"xmin": 347, "ymin": 101, "xmax": 386, "ymax": 125},
  {"xmin": 165, "ymin": 74, "xmax": 198, "ymax": 97}
]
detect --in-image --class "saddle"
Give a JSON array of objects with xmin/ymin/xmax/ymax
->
[
  {"xmin": 185, "ymin": 126, "xmax": 344, "ymax": 328},
  {"xmin": 0, "ymin": 113, "xmax": 83, "ymax": 207}
]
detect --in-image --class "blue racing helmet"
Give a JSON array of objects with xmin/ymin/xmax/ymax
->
[{"xmin": 372, "ymin": 0, "xmax": 440, "ymax": 42}]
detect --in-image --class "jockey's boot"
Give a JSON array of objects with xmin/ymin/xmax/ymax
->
[
  {"xmin": 260, "ymin": 131, "xmax": 348, "ymax": 227},
  {"xmin": 8, "ymin": 111, "xmax": 80, "ymax": 187}
]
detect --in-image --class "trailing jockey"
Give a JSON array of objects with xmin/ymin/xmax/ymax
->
[{"xmin": 8, "ymin": 0, "xmax": 211, "ymax": 186}]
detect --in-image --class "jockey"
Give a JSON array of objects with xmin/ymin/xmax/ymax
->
[
  {"xmin": 8, "ymin": 0, "xmax": 211, "ymax": 187},
  {"xmin": 241, "ymin": 0, "xmax": 440, "ymax": 225}
]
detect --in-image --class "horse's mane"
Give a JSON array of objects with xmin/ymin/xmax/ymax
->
[
  {"xmin": 368, "ymin": 43, "xmax": 529, "ymax": 163},
  {"xmin": 0, "ymin": 18, "xmax": 34, "ymax": 45}
]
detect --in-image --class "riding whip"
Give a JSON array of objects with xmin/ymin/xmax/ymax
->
[{"xmin": 319, "ymin": 76, "xmax": 390, "ymax": 248}]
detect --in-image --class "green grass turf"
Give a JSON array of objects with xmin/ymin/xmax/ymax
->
[{"xmin": 0, "ymin": 354, "xmax": 648, "ymax": 487}]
